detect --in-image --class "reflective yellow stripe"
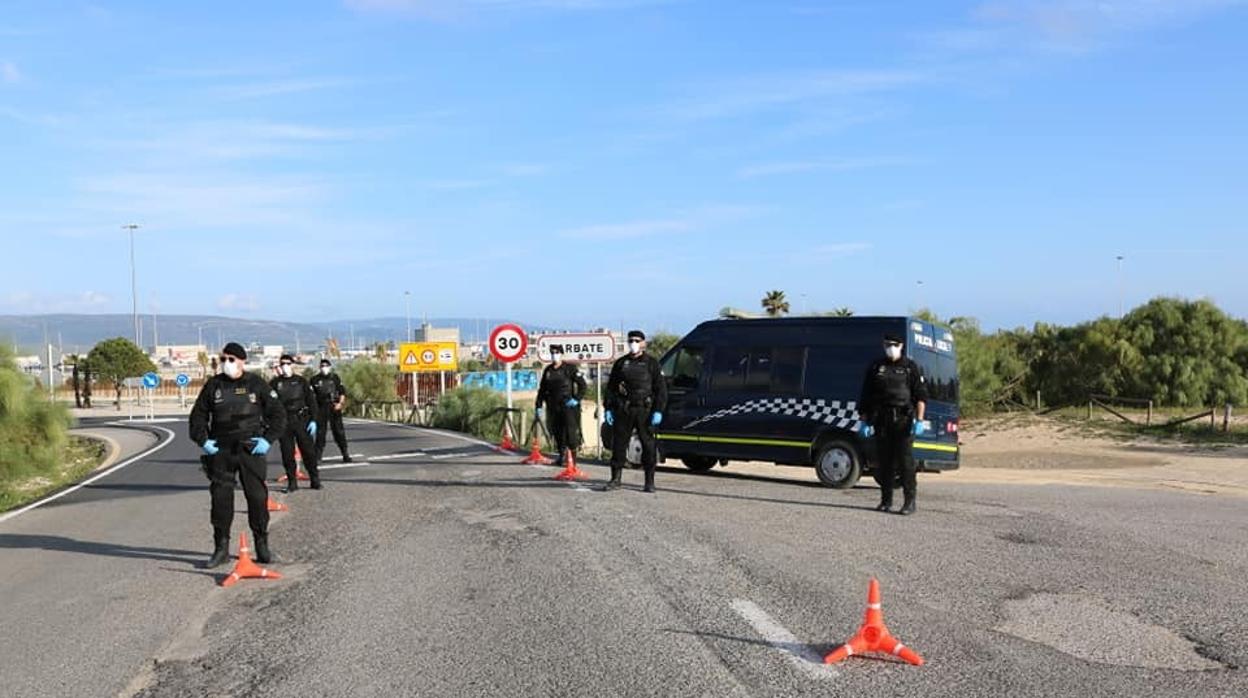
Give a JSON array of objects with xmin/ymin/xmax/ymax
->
[
  {"xmin": 656, "ymin": 433, "xmax": 810, "ymax": 449},
  {"xmin": 914, "ymin": 442, "xmax": 959, "ymax": 453}
]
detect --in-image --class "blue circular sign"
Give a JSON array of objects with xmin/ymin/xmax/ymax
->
[
  {"xmin": 142, "ymin": 372, "xmax": 160, "ymax": 389},
  {"xmin": 175, "ymin": 373, "xmax": 190, "ymax": 387}
]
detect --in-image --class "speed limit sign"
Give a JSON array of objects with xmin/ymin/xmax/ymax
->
[{"xmin": 489, "ymin": 324, "xmax": 528, "ymax": 364}]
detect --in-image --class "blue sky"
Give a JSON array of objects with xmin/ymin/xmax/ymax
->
[{"xmin": 1, "ymin": 0, "xmax": 1246, "ymax": 335}]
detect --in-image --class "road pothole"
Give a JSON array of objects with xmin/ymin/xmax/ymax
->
[{"xmin": 994, "ymin": 592, "xmax": 1226, "ymax": 671}]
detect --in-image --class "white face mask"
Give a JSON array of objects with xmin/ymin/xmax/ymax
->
[
  {"xmin": 222, "ymin": 359, "xmax": 242, "ymax": 378},
  {"xmin": 320, "ymin": 366, "xmax": 331, "ymax": 376},
  {"xmin": 884, "ymin": 345, "xmax": 902, "ymax": 361},
  {"xmin": 551, "ymin": 353, "xmax": 563, "ymax": 365},
  {"xmin": 629, "ymin": 341, "xmax": 642, "ymax": 354},
  {"xmin": 281, "ymin": 365, "xmax": 293, "ymax": 378}
]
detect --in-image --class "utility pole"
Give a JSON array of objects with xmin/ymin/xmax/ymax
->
[
  {"xmin": 151, "ymin": 295, "xmax": 158, "ymax": 356},
  {"xmin": 123, "ymin": 224, "xmax": 140, "ymax": 346}
]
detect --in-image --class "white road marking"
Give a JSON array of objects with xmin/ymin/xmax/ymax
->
[
  {"xmin": 319, "ymin": 453, "xmax": 366, "ymax": 462},
  {"xmin": 0, "ymin": 425, "xmax": 178, "ymax": 526},
  {"xmin": 365, "ymin": 451, "xmax": 427, "ymax": 462},
  {"xmin": 317, "ymin": 461, "xmax": 379, "ymax": 472},
  {"xmin": 729, "ymin": 599, "xmax": 838, "ymax": 680}
]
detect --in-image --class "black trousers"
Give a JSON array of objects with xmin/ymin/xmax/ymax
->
[
  {"xmin": 547, "ymin": 405, "xmax": 583, "ymax": 454},
  {"xmin": 611, "ymin": 404, "xmax": 657, "ymax": 485},
  {"xmin": 207, "ymin": 441, "xmax": 270, "ymax": 535},
  {"xmin": 873, "ymin": 410, "xmax": 916, "ymax": 503},
  {"xmin": 280, "ymin": 413, "xmax": 321, "ymax": 483},
  {"xmin": 315, "ymin": 404, "xmax": 349, "ymax": 459}
]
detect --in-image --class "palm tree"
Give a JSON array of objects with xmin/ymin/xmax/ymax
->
[
  {"xmin": 761, "ymin": 290, "xmax": 790, "ymax": 317},
  {"xmin": 831, "ymin": 307, "xmax": 854, "ymax": 317}
]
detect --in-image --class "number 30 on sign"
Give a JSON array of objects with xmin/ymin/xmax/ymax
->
[{"xmin": 488, "ymin": 324, "xmax": 528, "ymax": 364}]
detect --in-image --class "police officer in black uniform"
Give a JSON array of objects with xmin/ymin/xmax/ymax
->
[
  {"xmin": 535, "ymin": 345, "xmax": 588, "ymax": 465},
  {"xmin": 604, "ymin": 331, "xmax": 667, "ymax": 493},
  {"xmin": 858, "ymin": 332, "xmax": 928, "ymax": 515},
  {"xmin": 270, "ymin": 354, "xmax": 323, "ymax": 491},
  {"xmin": 310, "ymin": 359, "xmax": 352, "ymax": 463},
  {"xmin": 189, "ymin": 342, "xmax": 286, "ymax": 567}
]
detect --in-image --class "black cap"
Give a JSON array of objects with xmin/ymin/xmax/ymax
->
[
  {"xmin": 883, "ymin": 332, "xmax": 904, "ymax": 344},
  {"xmin": 320, "ymin": 358, "xmax": 332, "ymax": 367},
  {"xmin": 550, "ymin": 344, "xmax": 564, "ymax": 354},
  {"xmin": 627, "ymin": 330, "xmax": 646, "ymax": 341},
  {"xmin": 279, "ymin": 354, "xmax": 295, "ymax": 364},
  {"xmin": 222, "ymin": 342, "xmax": 247, "ymax": 360}
]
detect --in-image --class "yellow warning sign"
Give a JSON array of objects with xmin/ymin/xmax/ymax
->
[{"xmin": 399, "ymin": 342, "xmax": 458, "ymax": 373}]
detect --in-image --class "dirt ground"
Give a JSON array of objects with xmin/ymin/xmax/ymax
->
[{"xmin": 719, "ymin": 414, "xmax": 1248, "ymax": 498}]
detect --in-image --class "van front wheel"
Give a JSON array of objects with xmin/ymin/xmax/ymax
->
[
  {"xmin": 681, "ymin": 456, "xmax": 717, "ymax": 472},
  {"xmin": 814, "ymin": 441, "xmax": 861, "ymax": 489}
]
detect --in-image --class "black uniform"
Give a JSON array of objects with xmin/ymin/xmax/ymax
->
[
  {"xmin": 189, "ymin": 372, "xmax": 286, "ymax": 549},
  {"xmin": 858, "ymin": 356, "xmax": 928, "ymax": 508},
  {"xmin": 606, "ymin": 353, "xmax": 668, "ymax": 490},
  {"xmin": 270, "ymin": 373, "xmax": 322, "ymax": 489},
  {"xmin": 536, "ymin": 363, "xmax": 588, "ymax": 456},
  {"xmin": 310, "ymin": 371, "xmax": 350, "ymax": 461}
]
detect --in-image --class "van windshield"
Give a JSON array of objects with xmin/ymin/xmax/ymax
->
[{"xmin": 915, "ymin": 351, "xmax": 958, "ymax": 404}]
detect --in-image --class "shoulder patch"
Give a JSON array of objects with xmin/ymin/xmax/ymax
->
[{"xmin": 270, "ymin": 390, "xmax": 279, "ymax": 398}]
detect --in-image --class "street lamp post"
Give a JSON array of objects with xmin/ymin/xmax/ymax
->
[
  {"xmin": 122, "ymin": 224, "xmax": 140, "ymax": 346},
  {"xmin": 405, "ymin": 291, "xmax": 412, "ymax": 342}
]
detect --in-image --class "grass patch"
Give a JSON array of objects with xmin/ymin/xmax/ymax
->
[{"xmin": 0, "ymin": 435, "xmax": 109, "ymax": 513}]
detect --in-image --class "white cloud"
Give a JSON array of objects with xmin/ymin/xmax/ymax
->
[
  {"xmin": 929, "ymin": 0, "xmax": 1248, "ymax": 53},
  {"xmin": 560, "ymin": 204, "xmax": 759, "ymax": 240},
  {"xmin": 0, "ymin": 291, "xmax": 111, "ymax": 313},
  {"xmin": 217, "ymin": 294, "xmax": 260, "ymax": 312},
  {"xmin": 77, "ymin": 172, "xmax": 325, "ymax": 228},
  {"xmin": 737, "ymin": 156, "xmax": 910, "ymax": 179},
  {"xmin": 208, "ymin": 78, "xmax": 354, "ymax": 101},
  {"xmin": 1, "ymin": 61, "xmax": 21, "ymax": 84},
  {"xmin": 659, "ymin": 69, "xmax": 923, "ymax": 123}
]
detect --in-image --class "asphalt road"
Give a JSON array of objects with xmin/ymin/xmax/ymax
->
[{"xmin": 0, "ymin": 418, "xmax": 1244, "ymax": 697}]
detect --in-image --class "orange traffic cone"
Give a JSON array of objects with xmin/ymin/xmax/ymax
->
[
  {"xmin": 553, "ymin": 449, "xmax": 589, "ymax": 481},
  {"xmin": 824, "ymin": 578, "xmax": 924, "ymax": 666},
  {"xmin": 220, "ymin": 532, "xmax": 282, "ymax": 588},
  {"xmin": 266, "ymin": 496, "xmax": 288, "ymax": 512},
  {"xmin": 499, "ymin": 428, "xmax": 515, "ymax": 452},
  {"xmin": 521, "ymin": 434, "xmax": 553, "ymax": 465}
]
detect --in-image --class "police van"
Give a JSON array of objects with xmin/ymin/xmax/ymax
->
[{"xmin": 635, "ymin": 316, "xmax": 960, "ymax": 488}]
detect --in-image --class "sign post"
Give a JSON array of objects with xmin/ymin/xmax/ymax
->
[
  {"xmin": 400, "ymin": 341, "xmax": 459, "ymax": 410},
  {"xmin": 175, "ymin": 373, "xmax": 190, "ymax": 409},
  {"xmin": 488, "ymin": 324, "xmax": 528, "ymax": 444},
  {"xmin": 141, "ymin": 371, "xmax": 160, "ymax": 421}
]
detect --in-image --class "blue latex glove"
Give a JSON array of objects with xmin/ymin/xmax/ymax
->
[
  {"xmin": 201, "ymin": 439, "xmax": 219, "ymax": 456},
  {"xmin": 912, "ymin": 420, "xmax": 928, "ymax": 437},
  {"xmin": 859, "ymin": 424, "xmax": 875, "ymax": 438},
  {"xmin": 651, "ymin": 412, "xmax": 663, "ymax": 427},
  {"xmin": 604, "ymin": 410, "xmax": 614, "ymax": 426},
  {"xmin": 536, "ymin": 407, "xmax": 545, "ymax": 420},
  {"xmin": 307, "ymin": 421, "xmax": 318, "ymax": 437},
  {"xmin": 249, "ymin": 437, "xmax": 272, "ymax": 456},
  {"xmin": 565, "ymin": 398, "xmax": 579, "ymax": 408}
]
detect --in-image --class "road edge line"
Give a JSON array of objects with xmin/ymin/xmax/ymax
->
[{"xmin": 0, "ymin": 425, "xmax": 177, "ymax": 526}]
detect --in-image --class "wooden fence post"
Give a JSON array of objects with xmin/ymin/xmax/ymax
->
[
  {"xmin": 1147, "ymin": 400, "xmax": 1153, "ymax": 426},
  {"xmin": 1087, "ymin": 400, "xmax": 1093, "ymax": 420},
  {"xmin": 1225, "ymin": 403, "xmax": 1233, "ymax": 433},
  {"xmin": 1211, "ymin": 405, "xmax": 1216, "ymax": 429}
]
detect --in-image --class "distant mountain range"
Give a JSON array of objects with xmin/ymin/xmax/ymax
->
[{"xmin": 0, "ymin": 314, "xmax": 552, "ymax": 354}]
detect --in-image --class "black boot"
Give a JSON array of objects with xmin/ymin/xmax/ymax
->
[
  {"xmin": 310, "ymin": 479, "xmax": 323, "ymax": 490},
  {"xmin": 286, "ymin": 476, "xmax": 299, "ymax": 493},
  {"xmin": 253, "ymin": 531, "xmax": 272, "ymax": 564},
  {"xmin": 643, "ymin": 468, "xmax": 656, "ymax": 493},
  {"xmin": 205, "ymin": 528, "xmax": 230, "ymax": 569},
  {"xmin": 898, "ymin": 495, "xmax": 916, "ymax": 516},
  {"xmin": 603, "ymin": 466, "xmax": 623, "ymax": 491},
  {"xmin": 876, "ymin": 490, "xmax": 893, "ymax": 512}
]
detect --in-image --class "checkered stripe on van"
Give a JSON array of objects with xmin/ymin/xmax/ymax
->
[{"xmin": 682, "ymin": 398, "xmax": 862, "ymax": 431}]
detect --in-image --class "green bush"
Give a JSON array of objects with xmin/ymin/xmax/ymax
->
[
  {"xmin": 0, "ymin": 345, "xmax": 72, "ymax": 486},
  {"xmin": 337, "ymin": 359, "xmax": 399, "ymax": 403},
  {"xmin": 430, "ymin": 387, "xmax": 507, "ymax": 440}
]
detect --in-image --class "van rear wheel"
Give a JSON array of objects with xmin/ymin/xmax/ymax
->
[
  {"xmin": 814, "ymin": 440, "xmax": 861, "ymax": 489},
  {"xmin": 681, "ymin": 456, "xmax": 717, "ymax": 472}
]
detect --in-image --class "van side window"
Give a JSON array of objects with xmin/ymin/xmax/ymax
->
[
  {"xmin": 711, "ymin": 347, "xmax": 749, "ymax": 391},
  {"xmin": 771, "ymin": 347, "xmax": 805, "ymax": 394},
  {"xmin": 745, "ymin": 349, "xmax": 772, "ymax": 392},
  {"xmin": 666, "ymin": 347, "xmax": 705, "ymax": 390}
]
